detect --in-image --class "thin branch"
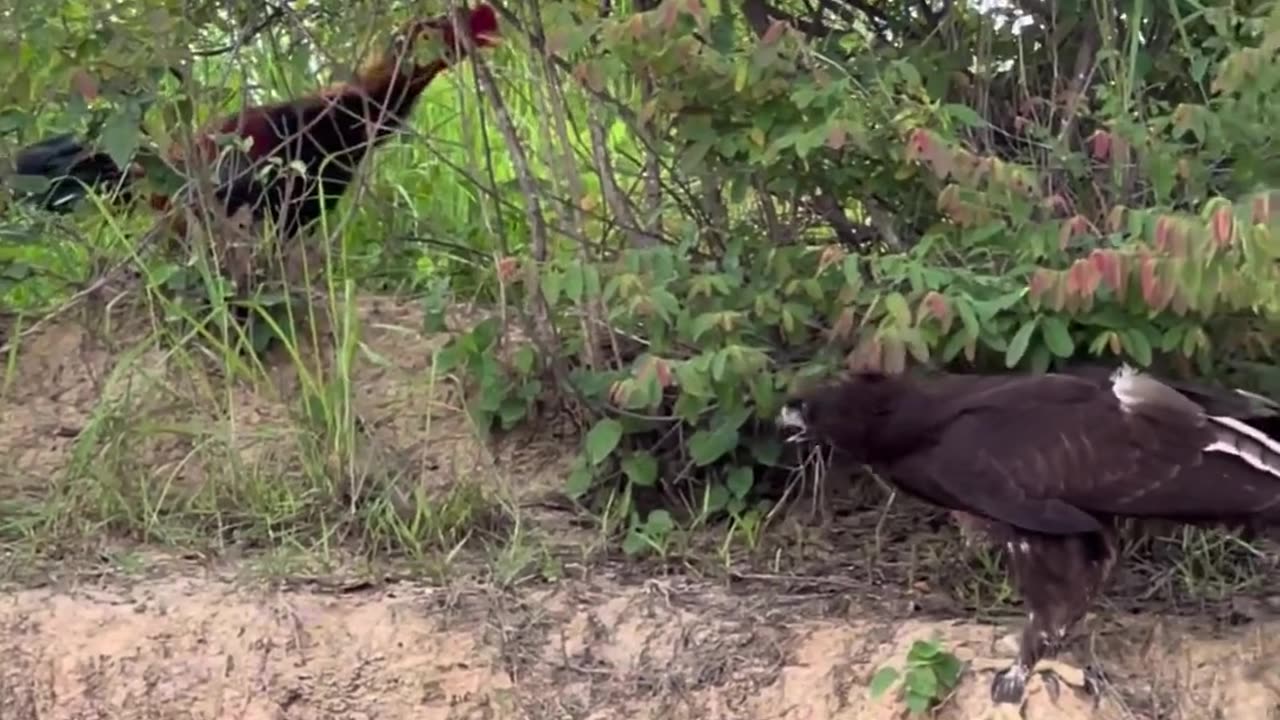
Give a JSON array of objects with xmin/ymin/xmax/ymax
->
[
  {"xmin": 190, "ymin": 5, "xmax": 290, "ymax": 57},
  {"xmin": 453, "ymin": 2, "xmax": 579, "ymax": 418}
]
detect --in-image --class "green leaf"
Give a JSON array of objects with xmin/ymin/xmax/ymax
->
[
  {"xmin": 726, "ymin": 466, "xmax": 753, "ymax": 498},
  {"xmin": 470, "ymin": 318, "xmax": 502, "ymax": 352},
  {"xmin": 907, "ymin": 639, "xmax": 940, "ymax": 661},
  {"xmin": 0, "ymin": 108, "xmax": 26, "ymax": 134},
  {"xmin": 971, "ymin": 289, "xmax": 1027, "ymax": 319},
  {"xmin": 943, "ymin": 103, "xmax": 985, "ymax": 127},
  {"xmin": 565, "ymin": 466, "xmax": 593, "ymax": 499},
  {"xmin": 1040, "ymin": 315, "xmax": 1074, "ymax": 358},
  {"xmin": 681, "ymin": 139, "xmax": 715, "ymax": 172},
  {"xmin": 675, "ymin": 391, "xmax": 710, "ymax": 422},
  {"xmin": 957, "ymin": 298, "xmax": 980, "ymax": 339},
  {"xmin": 622, "ymin": 530, "xmax": 650, "ymax": 556},
  {"xmin": 709, "ymin": 14, "xmax": 736, "ymax": 53},
  {"xmin": 714, "ymin": 405, "xmax": 754, "ymax": 433},
  {"xmin": 676, "ymin": 360, "xmax": 713, "ymax": 398},
  {"xmin": 689, "ymin": 426, "xmax": 740, "ymax": 466},
  {"xmin": 711, "ymin": 349, "xmax": 730, "ymax": 381},
  {"xmin": 705, "ymin": 483, "xmax": 730, "ymax": 514},
  {"xmin": 751, "ymin": 373, "xmax": 778, "ymax": 417},
  {"xmin": 585, "ymin": 418, "xmax": 623, "ymax": 465},
  {"xmin": 512, "ymin": 346, "xmax": 536, "ymax": 375},
  {"xmin": 884, "ymin": 292, "xmax": 912, "ymax": 327},
  {"xmin": 980, "ymin": 327, "xmax": 1008, "ymax": 354},
  {"xmin": 1121, "ymin": 328, "xmax": 1153, "ymax": 366},
  {"xmin": 498, "ymin": 399, "xmax": 526, "ymax": 429},
  {"xmin": 644, "ymin": 509, "xmax": 675, "ymax": 535},
  {"xmin": 649, "ymin": 288, "xmax": 682, "ymax": 321},
  {"xmin": 433, "ymin": 344, "xmax": 463, "ymax": 373},
  {"xmin": 1029, "ymin": 344, "xmax": 1052, "ymax": 374},
  {"xmin": 584, "ymin": 264, "xmax": 602, "ymax": 297},
  {"xmin": 868, "ymin": 666, "xmax": 900, "ymax": 699},
  {"xmin": 1005, "ymin": 317, "xmax": 1039, "ymax": 368},
  {"xmin": 904, "ymin": 691, "xmax": 932, "ymax": 716},
  {"xmin": 100, "ymin": 106, "xmax": 141, "ymax": 172},
  {"xmin": 541, "ymin": 271, "xmax": 563, "ymax": 305},
  {"xmin": 940, "ymin": 331, "xmax": 969, "ymax": 362},
  {"xmin": 727, "ymin": 496, "xmax": 746, "ymax": 516},
  {"xmin": 843, "ymin": 256, "xmax": 862, "ymax": 293},
  {"xmin": 893, "ymin": 59, "xmax": 923, "ymax": 90},
  {"xmin": 691, "ymin": 313, "xmax": 720, "ymax": 342},
  {"xmin": 933, "ymin": 654, "xmax": 963, "ymax": 689},
  {"xmin": 905, "ymin": 666, "xmax": 938, "ymax": 699},
  {"xmin": 622, "ymin": 452, "xmax": 659, "ymax": 487},
  {"xmin": 564, "ymin": 264, "xmax": 585, "ymax": 303}
]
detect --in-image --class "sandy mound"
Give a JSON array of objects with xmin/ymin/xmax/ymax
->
[{"xmin": 1, "ymin": 567, "xmax": 1278, "ymax": 720}]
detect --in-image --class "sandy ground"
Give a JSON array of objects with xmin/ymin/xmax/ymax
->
[
  {"xmin": 3, "ymin": 566, "xmax": 1280, "ymax": 720},
  {"xmin": 2, "ymin": 294, "xmax": 1280, "ymax": 720}
]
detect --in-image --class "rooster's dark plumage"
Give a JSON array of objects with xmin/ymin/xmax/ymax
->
[{"xmin": 6, "ymin": 4, "xmax": 500, "ymax": 240}]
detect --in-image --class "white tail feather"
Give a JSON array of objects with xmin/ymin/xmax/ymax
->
[{"xmin": 1206, "ymin": 414, "xmax": 1280, "ymax": 480}]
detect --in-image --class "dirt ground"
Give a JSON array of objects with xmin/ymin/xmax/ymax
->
[
  {"xmin": 3, "ymin": 566, "xmax": 1280, "ymax": 720},
  {"xmin": 2, "ymin": 294, "xmax": 1280, "ymax": 720}
]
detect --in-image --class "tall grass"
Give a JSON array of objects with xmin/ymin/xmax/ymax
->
[{"xmin": 0, "ymin": 4, "xmax": 603, "ymax": 580}]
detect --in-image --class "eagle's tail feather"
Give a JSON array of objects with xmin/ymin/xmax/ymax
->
[{"xmin": 1205, "ymin": 414, "xmax": 1280, "ymax": 481}]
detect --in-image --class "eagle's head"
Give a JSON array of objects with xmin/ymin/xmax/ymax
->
[
  {"xmin": 778, "ymin": 398, "xmax": 811, "ymax": 444},
  {"xmin": 776, "ymin": 371, "xmax": 899, "ymax": 461}
]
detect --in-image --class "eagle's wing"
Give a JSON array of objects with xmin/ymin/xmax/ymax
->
[
  {"xmin": 891, "ymin": 371, "xmax": 1280, "ymax": 534},
  {"xmin": 884, "ymin": 378, "xmax": 1196, "ymax": 535}
]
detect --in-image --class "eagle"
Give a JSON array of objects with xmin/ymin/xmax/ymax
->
[{"xmin": 777, "ymin": 364, "xmax": 1280, "ymax": 712}]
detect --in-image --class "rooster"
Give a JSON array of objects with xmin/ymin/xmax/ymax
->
[{"xmin": 8, "ymin": 3, "xmax": 500, "ymax": 240}]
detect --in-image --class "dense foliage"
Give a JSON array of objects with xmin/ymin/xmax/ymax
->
[{"xmin": 6, "ymin": 0, "xmax": 1280, "ymax": 553}]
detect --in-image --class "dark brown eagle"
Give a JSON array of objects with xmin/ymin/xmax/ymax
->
[{"xmin": 777, "ymin": 364, "xmax": 1280, "ymax": 711}]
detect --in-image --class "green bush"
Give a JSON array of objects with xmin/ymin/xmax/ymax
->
[{"xmin": 434, "ymin": 0, "xmax": 1280, "ymax": 552}]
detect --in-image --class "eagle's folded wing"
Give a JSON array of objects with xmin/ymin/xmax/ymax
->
[
  {"xmin": 886, "ymin": 399, "xmax": 1195, "ymax": 535},
  {"xmin": 893, "ymin": 386, "xmax": 1280, "ymax": 531}
]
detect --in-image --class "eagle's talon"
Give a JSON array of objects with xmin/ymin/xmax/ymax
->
[
  {"xmin": 990, "ymin": 665, "xmax": 1028, "ymax": 705},
  {"xmin": 1040, "ymin": 670, "xmax": 1061, "ymax": 702},
  {"xmin": 1083, "ymin": 664, "xmax": 1108, "ymax": 700},
  {"xmin": 1030, "ymin": 659, "xmax": 1087, "ymax": 689}
]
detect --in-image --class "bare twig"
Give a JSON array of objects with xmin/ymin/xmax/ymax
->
[
  {"xmin": 454, "ymin": 3, "xmax": 580, "ymax": 420},
  {"xmin": 524, "ymin": 0, "xmax": 607, "ymax": 371}
]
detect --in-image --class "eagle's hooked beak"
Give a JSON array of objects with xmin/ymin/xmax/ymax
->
[{"xmin": 777, "ymin": 401, "xmax": 810, "ymax": 444}]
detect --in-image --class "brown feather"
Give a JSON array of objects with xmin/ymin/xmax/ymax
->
[{"xmin": 780, "ymin": 366, "xmax": 1280, "ymax": 706}]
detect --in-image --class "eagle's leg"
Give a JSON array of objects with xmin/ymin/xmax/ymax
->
[
  {"xmin": 991, "ymin": 529, "xmax": 1118, "ymax": 707},
  {"xmin": 990, "ymin": 610, "xmax": 1051, "ymax": 704}
]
